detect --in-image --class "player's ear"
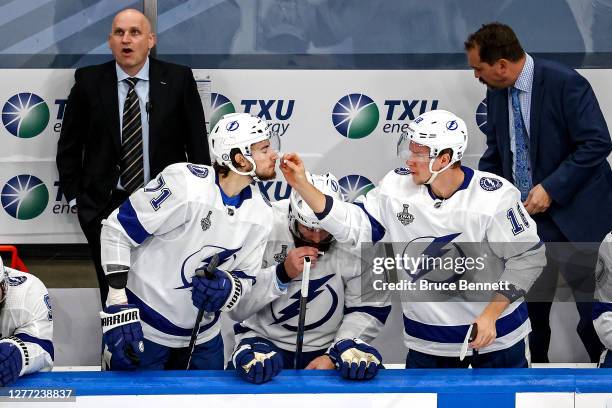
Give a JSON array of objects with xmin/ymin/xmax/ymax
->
[{"xmin": 233, "ymin": 152, "xmax": 248, "ymax": 170}]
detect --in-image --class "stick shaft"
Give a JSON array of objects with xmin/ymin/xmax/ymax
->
[
  {"xmin": 186, "ymin": 254, "xmax": 219, "ymax": 370},
  {"xmin": 294, "ymin": 257, "xmax": 312, "ymax": 369}
]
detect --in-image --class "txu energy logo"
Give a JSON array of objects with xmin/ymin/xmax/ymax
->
[
  {"xmin": 338, "ymin": 175, "xmax": 375, "ymax": 202},
  {"xmin": 2, "ymin": 93, "xmax": 50, "ymax": 138},
  {"xmin": 475, "ymin": 98, "xmax": 488, "ymax": 134},
  {"xmin": 210, "ymin": 93, "xmax": 236, "ymax": 131},
  {"xmin": 1, "ymin": 175, "xmax": 49, "ymax": 220},
  {"xmin": 332, "ymin": 94, "xmax": 379, "ymax": 139}
]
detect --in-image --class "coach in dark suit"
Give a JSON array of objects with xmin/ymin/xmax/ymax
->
[
  {"xmin": 57, "ymin": 9, "xmax": 209, "ymax": 305},
  {"xmin": 465, "ymin": 22, "xmax": 612, "ymax": 363}
]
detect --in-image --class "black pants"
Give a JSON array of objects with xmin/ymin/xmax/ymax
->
[
  {"xmin": 527, "ymin": 213, "xmax": 602, "ymax": 363},
  {"xmin": 79, "ymin": 189, "xmax": 131, "ymax": 307}
]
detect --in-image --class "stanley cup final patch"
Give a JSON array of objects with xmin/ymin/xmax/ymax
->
[
  {"xmin": 201, "ymin": 210, "xmax": 213, "ymax": 231},
  {"xmin": 273, "ymin": 245, "xmax": 288, "ymax": 263},
  {"xmin": 397, "ymin": 204, "xmax": 414, "ymax": 225}
]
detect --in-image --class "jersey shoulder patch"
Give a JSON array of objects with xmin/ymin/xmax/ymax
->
[
  {"xmin": 394, "ymin": 167, "xmax": 411, "ymax": 175},
  {"xmin": 186, "ymin": 164, "xmax": 210, "ymax": 178},
  {"xmin": 479, "ymin": 176, "xmax": 503, "ymax": 191},
  {"xmin": 8, "ymin": 275, "xmax": 27, "ymax": 286}
]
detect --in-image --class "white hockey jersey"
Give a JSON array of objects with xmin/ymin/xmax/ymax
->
[
  {"xmin": 230, "ymin": 200, "xmax": 391, "ymax": 353},
  {"xmin": 594, "ymin": 232, "xmax": 612, "ymax": 350},
  {"xmin": 0, "ymin": 268, "xmax": 53, "ymax": 376},
  {"xmin": 317, "ymin": 166, "xmax": 545, "ymax": 356},
  {"xmin": 101, "ymin": 164, "xmax": 273, "ymax": 348}
]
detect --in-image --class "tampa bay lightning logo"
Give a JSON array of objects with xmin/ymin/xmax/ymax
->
[
  {"xmin": 480, "ymin": 177, "xmax": 503, "ymax": 191},
  {"xmin": 446, "ymin": 120, "xmax": 458, "ymax": 130},
  {"xmin": 175, "ymin": 245, "xmax": 254, "ymax": 289},
  {"xmin": 226, "ymin": 120, "xmax": 239, "ymax": 131},
  {"xmin": 270, "ymin": 274, "xmax": 338, "ymax": 332},
  {"xmin": 401, "ymin": 233, "xmax": 464, "ymax": 283},
  {"xmin": 187, "ymin": 164, "xmax": 209, "ymax": 178},
  {"xmin": 44, "ymin": 293, "xmax": 52, "ymax": 320},
  {"xmin": 8, "ymin": 276, "xmax": 27, "ymax": 286}
]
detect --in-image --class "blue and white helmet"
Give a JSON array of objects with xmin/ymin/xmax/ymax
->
[
  {"xmin": 209, "ymin": 113, "xmax": 280, "ymax": 179},
  {"xmin": 397, "ymin": 109, "xmax": 468, "ymax": 183},
  {"xmin": 288, "ymin": 172, "xmax": 342, "ymax": 230}
]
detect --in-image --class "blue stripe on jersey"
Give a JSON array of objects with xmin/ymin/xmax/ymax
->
[
  {"xmin": 505, "ymin": 241, "xmax": 545, "ymax": 261},
  {"xmin": 403, "ymin": 302, "xmax": 528, "ymax": 343},
  {"xmin": 14, "ymin": 333, "xmax": 54, "ymax": 360},
  {"xmin": 126, "ymin": 289, "xmax": 220, "ymax": 337},
  {"xmin": 593, "ymin": 302, "xmax": 612, "ymax": 320},
  {"xmin": 315, "ymin": 194, "xmax": 334, "ymax": 220},
  {"xmin": 353, "ymin": 202, "xmax": 386, "ymax": 243},
  {"xmin": 117, "ymin": 199, "xmax": 151, "ymax": 244},
  {"xmin": 345, "ymin": 305, "xmax": 392, "ymax": 324},
  {"xmin": 233, "ymin": 323, "xmax": 253, "ymax": 335}
]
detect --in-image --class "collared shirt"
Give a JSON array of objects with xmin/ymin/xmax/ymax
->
[
  {"xmin": 116, "ymin": 58, "xmax": 151, "ymax": 189},
  {"xmin": 507, "ymin": 53, "xmax": 534, "ymax": 183}
]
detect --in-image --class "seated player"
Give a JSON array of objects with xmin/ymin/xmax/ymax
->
[
  {"xmin": 280, "ymin": 110, "xmax": 546, "ymax": 368},
  {"xmin": 0, "ymin": 258, "xmax": 53, "ymax": 386},
  {"xmin": 593, "ymin": 232, "xmax": 612, "ymax": 367},
  {"xmin": 99, "ymin": 113, "xmax": 279, "ymax": 370},
  {"xmin": 228, "ymin": 173, "xmax": 391, "ymax": 383}
]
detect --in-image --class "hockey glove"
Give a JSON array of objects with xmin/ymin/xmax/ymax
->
[
  {"xmin": 232, "ymin": 338, "xmax": 283, "ymax": 384},
  {"xmin": 328, "ymin": 338, "xmax": 382, "ymax": 380},
  {"xmin": 192, "ymin": 268, "xmax": 242, "ymax": 313},
  {"xmin": 100, "ymin": 304, "xmax": 144, "ymax": 370},
  {"xmin": 0, "ymin": 338, "xmax": 25, "ymax": 387}
]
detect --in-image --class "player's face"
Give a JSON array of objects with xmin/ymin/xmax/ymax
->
[
  {"xmin": 467, "ymin": 47, "xmax": 507, "ymax": 90},
  {"xmin": 406, "ymin": 141, "xmax": 433, "ymax": 184},
  {"xmin": 297, "ymin": 223, "xmax": 331, "ymax": 244},
  {"xmin": 251, "ymin": 139, "xmax": 279, "ymax": 181},
  {"xmin": 108, "ymin": 9, "xmax": 155, "ymax": 75}
]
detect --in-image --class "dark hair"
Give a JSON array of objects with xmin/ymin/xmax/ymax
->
[
  {"xmin": 438, "ymin": 148, "xmax": 461, "ymax": 169},
  {"xmin": 464, "ymin": 22, "xmax": 524, "ymax": 65},
  {"xmin": 212, "ymin": 148, "xmax": 247, "ymax": 177}
]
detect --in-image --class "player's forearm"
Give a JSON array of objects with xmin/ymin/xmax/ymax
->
[
  {"xmin": 294, "ymin": 181, "xmax": 327, "ymax": 214},
  {"xmin": 480, "ymin": 293, "xmax": 511, "ymax": 321}
]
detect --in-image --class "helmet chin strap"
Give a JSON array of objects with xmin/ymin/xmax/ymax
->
[
  {"xmin": 228, "ymin": 156, "xmax": 260, "ymax": 181},
  {"xmin": 424, "ymin": 158, "xmax": 454, "ymax": 185}
]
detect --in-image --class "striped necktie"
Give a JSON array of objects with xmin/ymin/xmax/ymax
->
[
  {"xmin": 510, "ymin": 86, "xmax": 532, "ymax": 201},
  {"xmin": 120, "ymin": 77, "xmax": 144, "ymax": 193}
]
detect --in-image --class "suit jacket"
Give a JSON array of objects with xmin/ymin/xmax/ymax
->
[
  {"xmin": 479, "ymin": 57, "xmax": 612, "ymax": 242},
  {"xmin": 56, "ymin": 58, "xmax": 210, "ymax": 225}
]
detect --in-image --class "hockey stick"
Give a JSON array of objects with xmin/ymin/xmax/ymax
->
[
  {"xmin": 186, "ymin": 253, "xmax": 219, "ymax": 370},
  {"xmin": 294, "ymin": 256, "xmax": 312, "ymax": 369}
]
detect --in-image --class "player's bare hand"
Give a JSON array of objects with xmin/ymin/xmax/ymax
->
[
  {"xmin": 523, "ymin": 184, "xmax": 551, "ymax": 215},
  {"xmin": 305, "ymin": 354, "xmax": 335, "ymax": 370},
  {"xmin": 470, "ymin": 313, "xmax": 497, "ymax": 349},
  {"xmin": 284, "ymin": 246, "xmax": 319, "ymax": 279},
  {"xmin": 280, "ymin": 153, "xmax": 308, "ymax": 188}
]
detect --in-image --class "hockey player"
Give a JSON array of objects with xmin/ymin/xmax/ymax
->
[
  {"xmin": 593, "ymin": 232, "xmax": 612, "ymax": 367},
  {"xmin": 280, "ymin": 109, "xmax": 546, "ymax": 368},
  {"xmin": 0, "ymin": 258, "xmax": 54, "ymax": 386},
  {"xmin": 228, "ymin": 173, "xmax": 391, "ymax": 383},
  {"xmin": 99, "ymin": 112, "xmax": 279, "ymax": 370}
]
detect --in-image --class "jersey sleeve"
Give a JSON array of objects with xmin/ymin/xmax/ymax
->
[
  {"xmin": 4, "ymin": 278, "xmax": 54, "ymax": 376},
  {"xmin": 100, "ymin": 164, "xmax": 192, "ymax": 268},
  {"xmin": 485, "ymin": 187, "xmax": 546, "ymax": 295},
  {"xmin": 332, "ymin": 244, "xmax": 392, "ymax": 345},
  {"xmin": 318, "ymin": 186, "xmax": 387, "ymax": 248},
  {"xmin": 227, "ymin": 263, "xmax": 287, "ymax": 322},
  {"xmin": 594, "ymin": 233, "xmax": 612, "ymax": 350},
  {"xmin": 227, "ymin": 207, "xmax": 275, "ymax": 314}
]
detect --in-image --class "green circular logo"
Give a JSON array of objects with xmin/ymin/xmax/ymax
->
[{"xmin": 2, "ymin": 93, "xmax": 50, "ymax": 138}]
